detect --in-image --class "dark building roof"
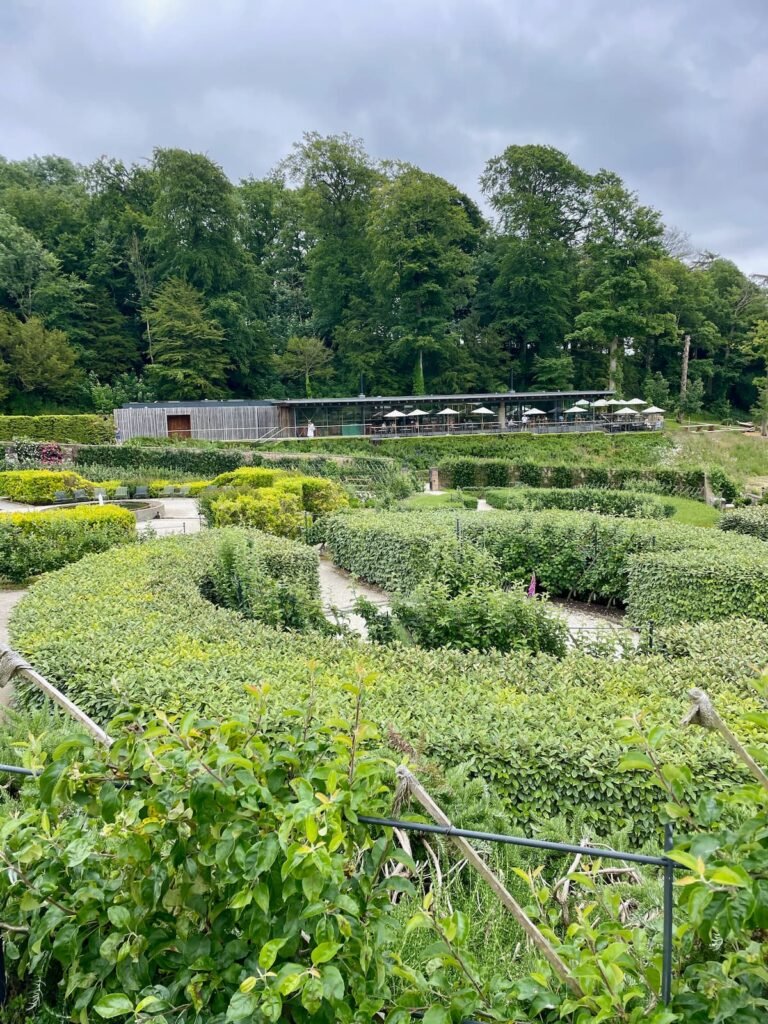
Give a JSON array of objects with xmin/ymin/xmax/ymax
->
[{"xmin": 121, "ymin": 389, "xmax": 613, "ymax": 410}]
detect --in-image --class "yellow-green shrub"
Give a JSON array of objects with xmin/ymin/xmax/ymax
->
[
  {"xmin": 208, "ymin": 488, "xmax": 304, "ymax": 538},
  {"xmin": 0, "ymin": 469, "xmax": 93, "ymax": 504},
  {"xmin": 0, "ymin": 505, "xmax": 135, "ymax": 581},
  {"xmin": 210, "ymin": 467, "xmax": 277, "ymax": 488}
]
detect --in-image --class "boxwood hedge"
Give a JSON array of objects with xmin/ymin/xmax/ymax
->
[
  {"xmin": 720, "ymin": 506, "xmax": 768, "ymax": 541},
  {"xmin": 320, "ymin": 509, "xmax": 768, "ymax": 619},
  {"xmin": 76, "ymin": 443, "xmax": 245, "ymax": 476},
  {"xmin": 0, "ymin": 469, "xmax": 95, "ymax": 504},
  {"xmin": 439, "ymin": 457, "xmax": 737, "ymax": 500},
  {"xmin": 0, "ymin": 414, "xmax": 113, "ymax": 443},
  {"xmin": 484, "ymin": 487, "xmax": 675, "ymax": 519},
  {"xmin": 0, "ymin": 505, "xmax": 135, "ymax": 582},
  {"xmin": 9, "ymin": 533, "xmax": 766, "ymax": 842}
]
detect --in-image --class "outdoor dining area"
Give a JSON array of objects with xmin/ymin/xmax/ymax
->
[{"xmin": 287, "ymin": 391, "xmax": 665, "ymax": 440}]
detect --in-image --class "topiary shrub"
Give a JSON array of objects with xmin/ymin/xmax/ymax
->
[
  {"xmin": 0, "ymin": 469, "xmax": 94, "ymax": 504},
  {"xmin": 719, "ymin": 505, "xmax": 768, "ymax": 541},
  {"xmin": 211, "ymin": 466, "xmax": 278, "ymax": 488},
  {"xmin": 627, "ymin": 548, "xmax": 768, "ymax": 625},
  {"xmin": 0, "ymin": 504, "xmax": 135, "ymax": 581},
  {"xmin": 0, "ymin": 414, "xmax": 113, "ymax": 443},
  {"xmin": 208, "ymin": 489, "xmax": 304, "ymax": 538}
]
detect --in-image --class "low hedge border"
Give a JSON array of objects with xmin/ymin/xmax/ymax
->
[
  {"xmin": 0, "ymin": 415, "xmax": 113, "ymax": 444},
  {"xmin": 0, "ymin": 505, "xmax": 135, "ymax": 582},
  {"xmin": 9, "ymin": 532, "xmax": 766, "ymax": 842},
  {"xmin": 76, "ymin": 444, "xmax": 245, "ymax": 477},
  {"xmin": 484, "ymin": 487, "xmax": 675, "ymax": 519},
  {"xmin": 438, "ymin": 457, "xmax": 738, "ymax": 500},
  {"xmin": 320, "ymin": 509, "xmax": 768, "ymax": 621},
  {"xmin": 720, "ymin": 506, "xmax": 768, "ymax": 541}
]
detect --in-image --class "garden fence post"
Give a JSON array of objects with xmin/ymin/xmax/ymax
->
[{"xmin": 662, "ymin": 822, "xmax": 674, "ymax": 1005}]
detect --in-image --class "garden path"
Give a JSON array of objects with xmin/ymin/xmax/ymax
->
[
  {"xmin": 137, "ymin": 497, "xmax": 202, "ymax": 536},
  {"xmin": 318, "ymin": 556, "xmax": 389, "ymax": 639}
]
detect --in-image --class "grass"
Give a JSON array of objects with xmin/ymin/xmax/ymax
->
[
  {"xmin": 662, "ymin": 495, "xmax": 721, "ymax": 528},
  {"xmin": 399, "ymin": 490, "xmax": 468, "ymax": 509},
  {"xmin": 666, "ymin": 428, "xmax": 768, "ymax": 490}
]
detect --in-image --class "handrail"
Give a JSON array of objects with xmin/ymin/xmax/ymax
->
[{"xmin": 0, "ymin": 645, "xmax": 112, "ymax": 747}]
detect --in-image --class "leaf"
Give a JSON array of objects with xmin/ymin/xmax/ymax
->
[
  {"xmin": 107, "ymin": 906, "xmax": 132, "ymax": 931},
  {"xmin": 259, "ymin": 937, "xmax": 289, "ymax": 970},
  {"xmin": 709, "ymin": 866, "xmax": 750, "ymax": 888},
  {"xmin": 422, "ymin": 1007, "xmax": 451, "ymax": 1024},
  {"xmin": 226, "ymin": 989, "xmax": 259, "ymax": 1021},
  {"xmin": 311, "ymin": 941, "xmax": 342, "ymax": 965},
  {"xmin": 93, "ymin": 993, "xmax": 134, "ymax": 1018},
  {"xmin": 618, "ymin": 753, "xmax": 655, "ymax": 772}
]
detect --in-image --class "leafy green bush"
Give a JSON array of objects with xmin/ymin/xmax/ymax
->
[
  {"xmin": 628, "ymin": 548, "xmax": 768, "ymax": 625},
  {"xmin": 320, "ymin": 510, "xmax": 498, "ymax": 594},
  {"xmin": 200, "ymin": 530, "xmax": 326, "ymax": 631},
  {"xmin": 76, "ymin": 443, "xmax": 245, "ymax": 476},
  {"xmin": 0, "ymin": 505, "xmax": 135, "ymax": 582},
  {"xmin": 485, "ymin": 486, "xmax": 675, "ymax": 519},
  {"xmin": 0, "ymin": 702, "xmax": 416, "ymax": 1023},
  {"xmin": 207, "ymin": 489, "xmax": 305, "ymax": 538},
  {"xmin": 360, "ymin": 582, "xmax": 568, "ymax": 656},
  {"xmin": 438, "ymin": 457, "xmax": 733, "ymax": 498},
  {"xmin": 0, "ymin": 414, "xmax": 113, "ymax": 443},
  {"xmin": 210, "ymin": 466, "xmax": 278, "ymax": 488},
  {"xmin": 719, "ymin": 505, "xmax": 768, "ymax": 540},
  {"xmin": 10, "ymin": 535, "xmax": 764, "ymax": 840},
  {"xmin": 0, "ymin": 469, "xmax": 94, "ymax": 504}
]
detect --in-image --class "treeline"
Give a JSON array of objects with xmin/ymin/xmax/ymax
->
[{"xmin": 1, "ymin": 135, "xmax": 767, "ymax": 418}]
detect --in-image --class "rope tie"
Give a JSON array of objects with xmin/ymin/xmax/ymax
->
[
  {"xmin": 681, "ymin": 687, "xmax": 719, "ymax": 730},
  {"xmin": 0, "ymin": 649, "xmax": 31, "ymax": 689}
]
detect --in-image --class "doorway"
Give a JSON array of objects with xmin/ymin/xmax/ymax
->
[{"xmin": 167, "ymin": 414, "xmax": 192, "ymax": 439}]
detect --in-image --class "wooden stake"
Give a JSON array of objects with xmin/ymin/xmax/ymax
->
[{"xmin": 395, "ymin": 765, "xmax": 584, "ymax": 998}]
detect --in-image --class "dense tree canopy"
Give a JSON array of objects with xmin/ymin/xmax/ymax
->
[{"xmin": 0, "ymin": 138, "xmax": 765, "ymax": 414}]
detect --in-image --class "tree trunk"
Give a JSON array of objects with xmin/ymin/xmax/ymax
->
[
  {"xmin": 608, "ymin": 337, "xmax": 619, "ymax": 391},
  {"xmin": 678, "ymin": 333, "xmax": 691, "ymax": 423}
]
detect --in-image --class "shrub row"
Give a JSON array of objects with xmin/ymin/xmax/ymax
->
[
  {"xmin": 0, "ymin": 505, "xmax": 135, "ymax": 582},
  {"xmin": 321, "ymin": 509, "xmax": 768, "ymax": 622},
  {"xmin": 484, "ymin": 486, "xmax": 675, "ymax": 519},
  {"xmin": 627, "ymin": 549, "xmax": 768, "ymax": 626},
  {"xmin": 76, "ymin": 443, "xmax": 245, "ymax": 476},
  {"xmin": 439, "ymin": 457, "xmax": 738, "ymax": 500},
  {"xmin": 0, "ymin": 414, "xmax": 113, "ymax": 443},
  {"xmin": 274, "ymin": 430, "xmax": 675, "ymax": 468},
  {"xmin": 0, "ymin": 469, "xmax": 94, "ymax": 504},
  {"xmin": 10, "ymin": 534, "xmax": 765, "ymax": 841},
  {"xmin": 719, "ymin": 505, "xmax": 768, "ymax": 541}
]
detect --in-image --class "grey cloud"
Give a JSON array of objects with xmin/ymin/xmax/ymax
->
[{"xmin": 1, "ymin": 0, "xmax": 766, "ymax": 271}]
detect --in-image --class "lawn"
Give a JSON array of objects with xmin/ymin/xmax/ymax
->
[
  {"xmin": 666, "ymin": 425, "xmax": 768, "ymax": 490},
  {"xmin": 663, "ymin": 495, "xmax": 721, "ymax": 527}
]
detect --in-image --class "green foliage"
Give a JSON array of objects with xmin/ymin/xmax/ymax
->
[
  {"xmin": 200, "ymin": 529, "xmax": 326, "ymax": 631},
  {"xmin": 0, "ymin": 414, "xmax": 112, "ymax": 443},
  {"xmin": 207, "ymin": 488, "xmax": 304, "ymax": 538},
  {"xmin": 10, "ymin": 534, "xmax": 766, "ymax": 845},
  {"xmin": 0, "ymin": 504, "xmax": 135, "ymax": 581},
  {"xmin": 485, "ymin": 486, "xmax": 675, "ymax": 519},
  {"xmin": 210, "ymin": 466, "xmax": 278, "ymax": 489},
  {"xmin": 0, "ymin": 468, "xmax": 94, "ymax": 503},
  {"xmin": 719, "ymin": 505, "xmax": 768, "ymax": 540},
  {"xmin": 359, "ymin": 582, "xmax": 569, "ymax": 656},
  {"xmin": 0, "ymin": 699, "xmax": 417, "ymax": 1023},
  {"xmin": 439, "ymin": 456, "xmax": 733, "ymax": 498},
  {"xmin": 320, "ymin": 510, "xmax": 498, "ymax": 594},
  {"xmin": 76, "ymin": 443, "xmax": 245, "ymax": 476},
  {"xmin": 628, "ymin": 548, "xmax": 768, "ymax": 625}
]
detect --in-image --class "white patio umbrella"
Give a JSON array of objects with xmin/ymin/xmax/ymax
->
[
  {"xmin": 591, "ymin": 399, "xmax": 610, "ymax": 409},
  {"xmin": 625, "ymin": 397, "xmax": 647, "ymax": 406},
  {"xmin": 384, "ymin": 409, "xmax": 406, "ymax": 433},
  {"xmin": 525, "ymin": 407, "xmax": 546, "ymax": 416},
  {"xmin": 574, "ymin": 398, "xmax": 590, "ymax": 406},
  {"xmin": 472, "ymin": 405, "xmax": 495, "ymax": 430},
  {"xmin": 642, "ymin": 406, "xmax": 665, "ymax": 415},
  {"xmin": 436, "ymin": 407, "xmax": 459, "ymax": 416},
  {"xmin": 606, "ymin": 398, "xmax": 627, "ymax": 407},
  {"xmin": 564, "ymin": 406, "xmax": 586, "ymax": 414},
  {"xmin": 408, "ymin": 408, "xmax": 429, "ymax": 432},
  {"xmin": 615, "ymin": 406, "xmax": 638, "ymax": 416}
]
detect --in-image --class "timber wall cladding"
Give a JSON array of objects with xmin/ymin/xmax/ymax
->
[{"xmin": 115, "ymin": 404, "xmax": 281, "ymax": 441}]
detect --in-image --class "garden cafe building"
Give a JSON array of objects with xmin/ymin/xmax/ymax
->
[{"xmin": 114, "ymin": 389, "xmax": 663, "ymax": 443}]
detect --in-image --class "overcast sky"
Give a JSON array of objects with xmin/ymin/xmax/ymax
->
[{"xmin": 1, "ymin": 0, "xmax": 766, "ymax": 272}]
